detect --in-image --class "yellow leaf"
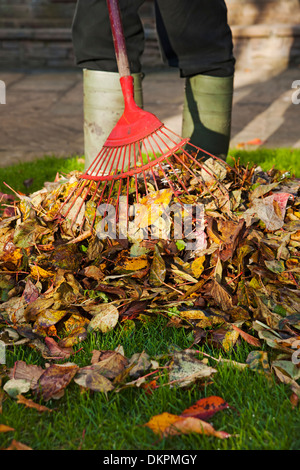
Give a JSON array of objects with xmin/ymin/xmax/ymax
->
[
  {"xmin": 30, "ymin": 265, "xmax": 53, "ymax": 280},
  {"xmin": 114, "ymin": 255, "xmax": 149, "ymax": 275},
  {"xmin": 191, "ymin": 256, "xmax": 206, "ymax": 278},
  {"xmin": 134, "ymin": 189, "xmax": 173, "ymax": 228},
  {"xmin": 222, "ymin": 329, "xmax": 240, "ymax": 352},
  {"xmin": 1, "ymin": 247, "xmax": 23, "ymax": 268},
  {"xmin": 144, "ymin": 412, "xmax": 180, "ymax": 435}
]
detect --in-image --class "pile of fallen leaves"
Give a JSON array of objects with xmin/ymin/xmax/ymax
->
[{"xmin": 1, "ymin": 155, "xmax": 300, "ymax": 435}]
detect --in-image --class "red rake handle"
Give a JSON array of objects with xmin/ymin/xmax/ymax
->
[{"xmin": 106, "ymin": 0, "xmax": 131, "ymax": 78}]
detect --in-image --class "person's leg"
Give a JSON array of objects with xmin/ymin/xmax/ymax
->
[
  {"xmin": 155, "ymin": 0, "xmax": 235, "ymax": 159},
  {"xmin": 72, "ymin": 0, "xmax": 145, "ymax": 169},
  {"xmin": 72, "ymin": 0, "xmax": 145, "ymax": 73}
]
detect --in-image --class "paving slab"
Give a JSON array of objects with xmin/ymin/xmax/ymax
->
[{"xmin": 0, "ymin": 64, "xmax": 299, "ymax": 168}]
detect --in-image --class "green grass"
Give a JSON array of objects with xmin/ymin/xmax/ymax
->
[
  {"xmin": 228, "ymin": 148, "xmax": 300, "ymax": 178},
  {"xmin": 0, "ymin": 155, "xmax": 84, "ymax": 196},
  {"xmin": 1, "ymin": 316, "xmax": 299, "ymax": 451},
  {"xmin": 1, "ymin": 147, "xmax": 300, "ymax": 197}
]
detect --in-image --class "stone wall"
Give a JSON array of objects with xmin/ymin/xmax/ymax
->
[{"xmin": 0, "ymin": 0, "xmax": 299, "ymax": 69}]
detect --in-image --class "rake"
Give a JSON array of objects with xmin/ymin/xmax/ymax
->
[{"xmin": 58, "ymin": 0, "xmax": 232, "ymax": 231}]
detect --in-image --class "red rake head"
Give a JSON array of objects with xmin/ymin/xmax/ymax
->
[
  {"xmin": 81, "ymin": 76, "xmax": 189, "ymax": 183},
  {"xmin": 57, "ymin": 75, "xmax": 233, "ymax": 231},
  {"xmin": 105, "ymin": 76, "xmax": 162, "ymax": 147}
]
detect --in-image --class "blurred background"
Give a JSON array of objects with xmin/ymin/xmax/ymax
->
[{"xmin": 0, "ymin": 0, "xmax": 299, "ymax": 71}]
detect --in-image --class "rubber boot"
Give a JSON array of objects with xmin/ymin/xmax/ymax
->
[
  {"xmin": 83, "ymin": 70, "xmax": 144, "ymax": 171},
  {"xmin": 182, "ymin": 74, "xmax": 234, "ymax": 160}
]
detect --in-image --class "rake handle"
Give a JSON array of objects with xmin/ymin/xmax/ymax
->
[{"xmin": 106, "ymin": 0, "xmax": 131, "ymax": 78}]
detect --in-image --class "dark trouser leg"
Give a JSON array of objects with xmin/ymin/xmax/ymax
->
[
  {"xmin": 72, "ymin": 0, "xmax": 145, "ymax": 72},
  {"xmin": 155, "ymin": 0, "xmax": 235, "ymax": 158}
]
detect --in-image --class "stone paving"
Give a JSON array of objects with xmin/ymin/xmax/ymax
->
[{"xmin": 0, "ymin": 63, "xmax": 299, "ymax": 168}]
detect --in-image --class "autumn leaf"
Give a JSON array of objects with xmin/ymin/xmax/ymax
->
[
  {"xmin": 5, "ymin": 439, "xmax": 32, "ymax": 450},
  {"xmin": 43, "ymin": 337, "xmax": 74, "ymax": 359},
  {"xmin": 23, "ymin": 279, "xmax": 39, "ymax": 304},
  {"xmin": 168, "ymin": 350, "xmax": 217, "ymax": 388},
  {"xmin": 149, "ymin": 245, "xmax": 166, "ymax": 286},
  {"xmin": 74, "ymin": 367, "xmax": 114, "ymax": 393},
  {"xmin": 8, "ymin": 360, "xmax": 43, "ymax": 388},
  {"xmin": 3, "ymin": 379, "xmax": 31, "ymax": 398},
  {"xmin": 209, "ymin": 279, "xmax": 233, "ymax": 311},
  {"xmin": 191, "ymin": 256, "xmax": 206, "ymax": 278},
  {"xmin": 134, "ymin": 189, "xmax": 173, "ymax": 228},
  {"xmin": 30, "ymin": 265, "xmax": 53, "ymax": 280},
  {"xmin": 246, "ymin": 351, "xmax": 271, "ymax": 376},
  {"xmin": 34, "ymin": 309, "xmax": 68, "ymax": 329},
  {"xmin": 182, "ymin": 395, "xmax": 230, "ymax": 421},
  {"xmin": 114, "ymin": 255, "xmax": 149, "ymax": 275},
  {"xmin": 16, "ymin": 394, "xmax": 52, "ymax": 413},
  {"xmin": 144, "ymin": 411, "xmax": 231, "ymax": 439},
  {"xmin": 231, "ymin": 324, "xmax": 261, "ymax": 347},
  {"xmin": 0, "ymin": 424, "xmax": 15, "ymax": 433},
  {"xmin": 32, "ymin": 363, "xmax": 79, "ymax": 401},
  {"xmin": 87, "ymin": 303, "xmax": 119, "ymax": 333}
]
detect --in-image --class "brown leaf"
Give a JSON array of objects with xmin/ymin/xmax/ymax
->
[
  {"xmin": 95, "ymin": 283, "xmax": 126, "ymax": 298},
  {"xmin": 231, "ymin": 324, "xmax": 261, "ymax": 347},
  {"xmin": 92, "ymin": 351, "xmax": 129, "ymax": 379},
  {"xmin": 74, "ymin": 367, "xmax": 114, "ymax": 393},
  {"xmin": 85, "ymin": 370, "xmax": 115, "ymax": 392},
  {"xmin": 149, "ymin": 245, "xmax": 166, "ymax": 287},
  {"xmin": 164, "ymin": 416, "xmax": 231, "ymax": 439},
  {"xmin": 43, "ymin": 337, "xmax": 74, "ymax": 359},
  {"xmin": 16, "ymin": 394, "xmax": 52, "ymax": 413},
  {"xmin": 23, "ymin": 279, "xmax": 39, "ymax": 304},
  {"xmin": 57, "ymin": 326, "xmax": 87, "ymax": 348},
  {"xmin": 209, "ymin": 279, "xmax": 233, "ymax": 311},
  {"xmin": 32, "ymin": 363, "xmax": 79, "ymax": 401},
  {"xmin": 8, "ymin": 360, "xmax": 44, "ymax": 389},
  {"xmin": 80, "ymin": 265, "xmax": 104, "ymax": 281},
  {"xmin": 87, "ymin": 304, "xmax": 119, "ymax": 333},
  {"xmin": 34, "ymin": 309, "xmax": 68, "ymax": 329},
  {"xmin": 24, "ymin": 296, "xmax": 54, "ymax": 322},
  {"xmin": 5, "ymin": 439, "xmax": 32, "ymax": 450}
]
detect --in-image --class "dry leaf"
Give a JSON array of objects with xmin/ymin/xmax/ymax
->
[
  {"xmin": 0, "ymin": 424, "xmax": 15, "ymax": 433},
  {"xmin": 5, "ymin": 439, "xmax": 32, "ymax": 450},
  {"xmin": 168, "ymin": 350, "xmax": 217, "ymax": 387},
  {"xmin": 32, "ymin": 363, "xmax": 79, "ymax": 401},
  {"xmin": 144, "ymin": 412, "xmax": 230, "ymax": 439},
  {"xmin": 16, "ymin": 394, "xmax": 52, "ymax": 412},
  {"xmin": 8, "ymin": 361, "xmax": 43, "ymax": 388},
  {"xmin": 181, "ymin": 396, "xmax": 230, "ymax": 420},
  {"xmin": 87, "ymin": 304, "xmax": 119, "ymax": 333}
]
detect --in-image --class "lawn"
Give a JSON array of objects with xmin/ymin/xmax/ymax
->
[
  {"xmin": 1, "ymin": 147, "xmax": 300, "ymax": 197},
  {"xmin": 0, "ymin": 148, "xmax": 300, "ymax": 452},
  {"xmin": 1, "ymin": 315, "xmax": 300, "ymax": 451}
]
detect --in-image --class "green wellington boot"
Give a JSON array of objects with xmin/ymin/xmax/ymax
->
[
  {"xmin": 83, "ymin": 70, "xmax": 144, "ymax": 171},
  {"xmin": 182, "ymin": 74, "xmax": 234, "ymax": 160}
]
